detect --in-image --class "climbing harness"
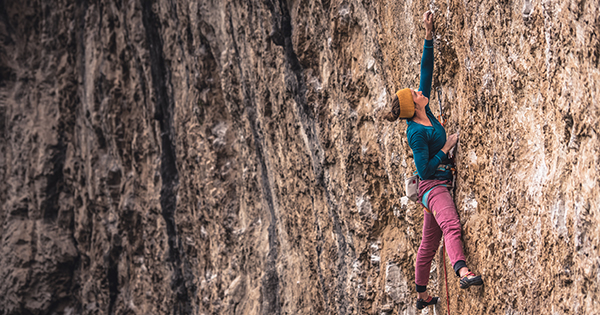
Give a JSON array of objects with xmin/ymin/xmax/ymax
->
[{"xmin": 407, "ymin": 163, "xmax": 453, "ymax": 203}]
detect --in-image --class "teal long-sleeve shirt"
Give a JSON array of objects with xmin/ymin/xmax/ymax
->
[{"xmin": 406, "ymin": 39, "xmax": 452, "ymax": 180}]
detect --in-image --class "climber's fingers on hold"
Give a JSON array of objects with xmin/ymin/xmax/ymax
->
[{"xmin": 423, "ymin": 11, "xmax": 433, "ymax": 30}]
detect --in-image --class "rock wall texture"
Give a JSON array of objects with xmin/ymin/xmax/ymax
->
[{"xmin": 1, "ymin": 0, "xmax": 600, "ymax": 314}]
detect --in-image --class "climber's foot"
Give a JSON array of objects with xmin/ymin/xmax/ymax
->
[
  {"xmin": 460, "ymin": 271, "xmax": 483, "ymax": 289},
  {"xmin": 416, "ymin": 296, "xmax": 439, "ymax": 310}
]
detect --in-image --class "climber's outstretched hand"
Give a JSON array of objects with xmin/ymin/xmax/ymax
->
[{"xmin": 423, "ymin": 11, "xmax": 433, "ymax": 39}]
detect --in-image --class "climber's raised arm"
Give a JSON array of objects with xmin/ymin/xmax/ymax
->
[
  {"xmin": 383, "ymin": 11, "xmax": 435, "ymax": 122},
  {"xmin": 419, "ymin": 11, "xmax": 434, "ymax": 107}
]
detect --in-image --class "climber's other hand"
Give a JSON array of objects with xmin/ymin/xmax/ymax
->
[{"xmin": 442, "ymin": 133, "xmax": 458, "ymax": 154}]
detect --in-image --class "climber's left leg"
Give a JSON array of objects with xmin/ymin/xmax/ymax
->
[{"xmin": 427, "ymin": 185, "xmax": 483, "ymax": 288}]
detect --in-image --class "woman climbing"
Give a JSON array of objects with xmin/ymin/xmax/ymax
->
[{"xmin": 384, "ymin": 11, "xmax": 483, "ymax": 310}]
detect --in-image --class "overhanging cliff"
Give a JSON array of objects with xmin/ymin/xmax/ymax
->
[{"xmin": 1, "ymin": 0, "xmax": 599, "ymax": 314}]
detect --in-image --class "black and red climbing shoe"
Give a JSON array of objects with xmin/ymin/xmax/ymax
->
[
  {"xmin": 416, "ymin": 296, "xmax": 439, "ymax": 310},
  {"xmin": 460, "ymin": 271, "xmax": 483, "ymax": 289}
]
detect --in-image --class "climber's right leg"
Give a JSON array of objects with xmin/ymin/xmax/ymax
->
[{"xmin": 415, "ymin": 207, "xmax": 442, "ymax": 297}]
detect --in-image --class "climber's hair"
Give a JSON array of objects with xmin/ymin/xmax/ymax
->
[{"xmin": 384, "ymin": 95, "xmax": 400, "ymax": 122}]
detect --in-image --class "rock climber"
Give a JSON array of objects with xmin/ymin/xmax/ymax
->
[{"xmin": 384, "ymin": 10, "xmax": 483, "ymax": 310}]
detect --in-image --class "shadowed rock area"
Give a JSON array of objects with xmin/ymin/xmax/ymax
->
[{"xmin": 1, "ymin": 0, "xmax": 599, "ymax": 314}]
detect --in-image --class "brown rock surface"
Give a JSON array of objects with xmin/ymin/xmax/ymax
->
[{"xmin": 1, "ymin": 0, "xmax": 599, "ymax": 314}]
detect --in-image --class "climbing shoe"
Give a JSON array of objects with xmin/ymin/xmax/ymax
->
[
  {"xmin": 416, "ymin": 296, "xmax": 439, "ymax": 310},
  {"xmin": 460, "ymin": 271, "xmax": 483, "ymax": 289}
]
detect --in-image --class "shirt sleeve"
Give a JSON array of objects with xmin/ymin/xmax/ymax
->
[
  {"xmin": 409, "ymin": 130, "xmax": 447, "ymax": 179},
  {"xmin": 419, "ymin": 39, "xmax": 434, "ymax": 112}
]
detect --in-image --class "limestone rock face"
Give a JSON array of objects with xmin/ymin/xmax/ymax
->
[{"xmin": 1, "ymin": 0, "xmax": 599, "ymax": 314}]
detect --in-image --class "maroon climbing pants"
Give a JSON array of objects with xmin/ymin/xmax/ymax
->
[{"xmin": 415, "ymin": 180, "xmax": 466, "ymax": 289}]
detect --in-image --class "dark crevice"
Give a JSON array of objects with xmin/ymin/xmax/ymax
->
[
  {"xmin": 42, "ymin": 255, "xmax": 81, "ymax": 314},
  {"xmin": 167, "ymin": 1, "xmax": 198, "ymax": 305},
  {"xmin": 0, "ymin": 0, "xmax": 15, "ymax": 36},
  {"xmin": 141, "ymin": 1, "xmax": 191, "ymax": 314},
  {"xmin": 78, "ymin": 0, "xmax": 88, "ymax": 102},
  {"xmin": 106, "ymin": 239, "xmax": 121, "ymax": 315},
  {"xmin": 43, "ymin": 140, "xmax": 66, "ymax": 222},
  {"xmin": 268, "ymin": 1, "xmax": 349, "ymax": 313},
  {"xmin": 228, "ymin": 13, "xmax": 281, "ymax": 315},
  {"xmin": 250, "ymin": 105, "xmax": 281, "ymax": 315}
]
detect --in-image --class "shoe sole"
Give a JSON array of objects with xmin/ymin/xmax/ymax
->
[
  {"xmin": 416, "ymin": 297, "xmax": 439, "ymax": 310},
  {"xmin": 460, "ymin": 276, "xmax": 483, "ymax": 289}
]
